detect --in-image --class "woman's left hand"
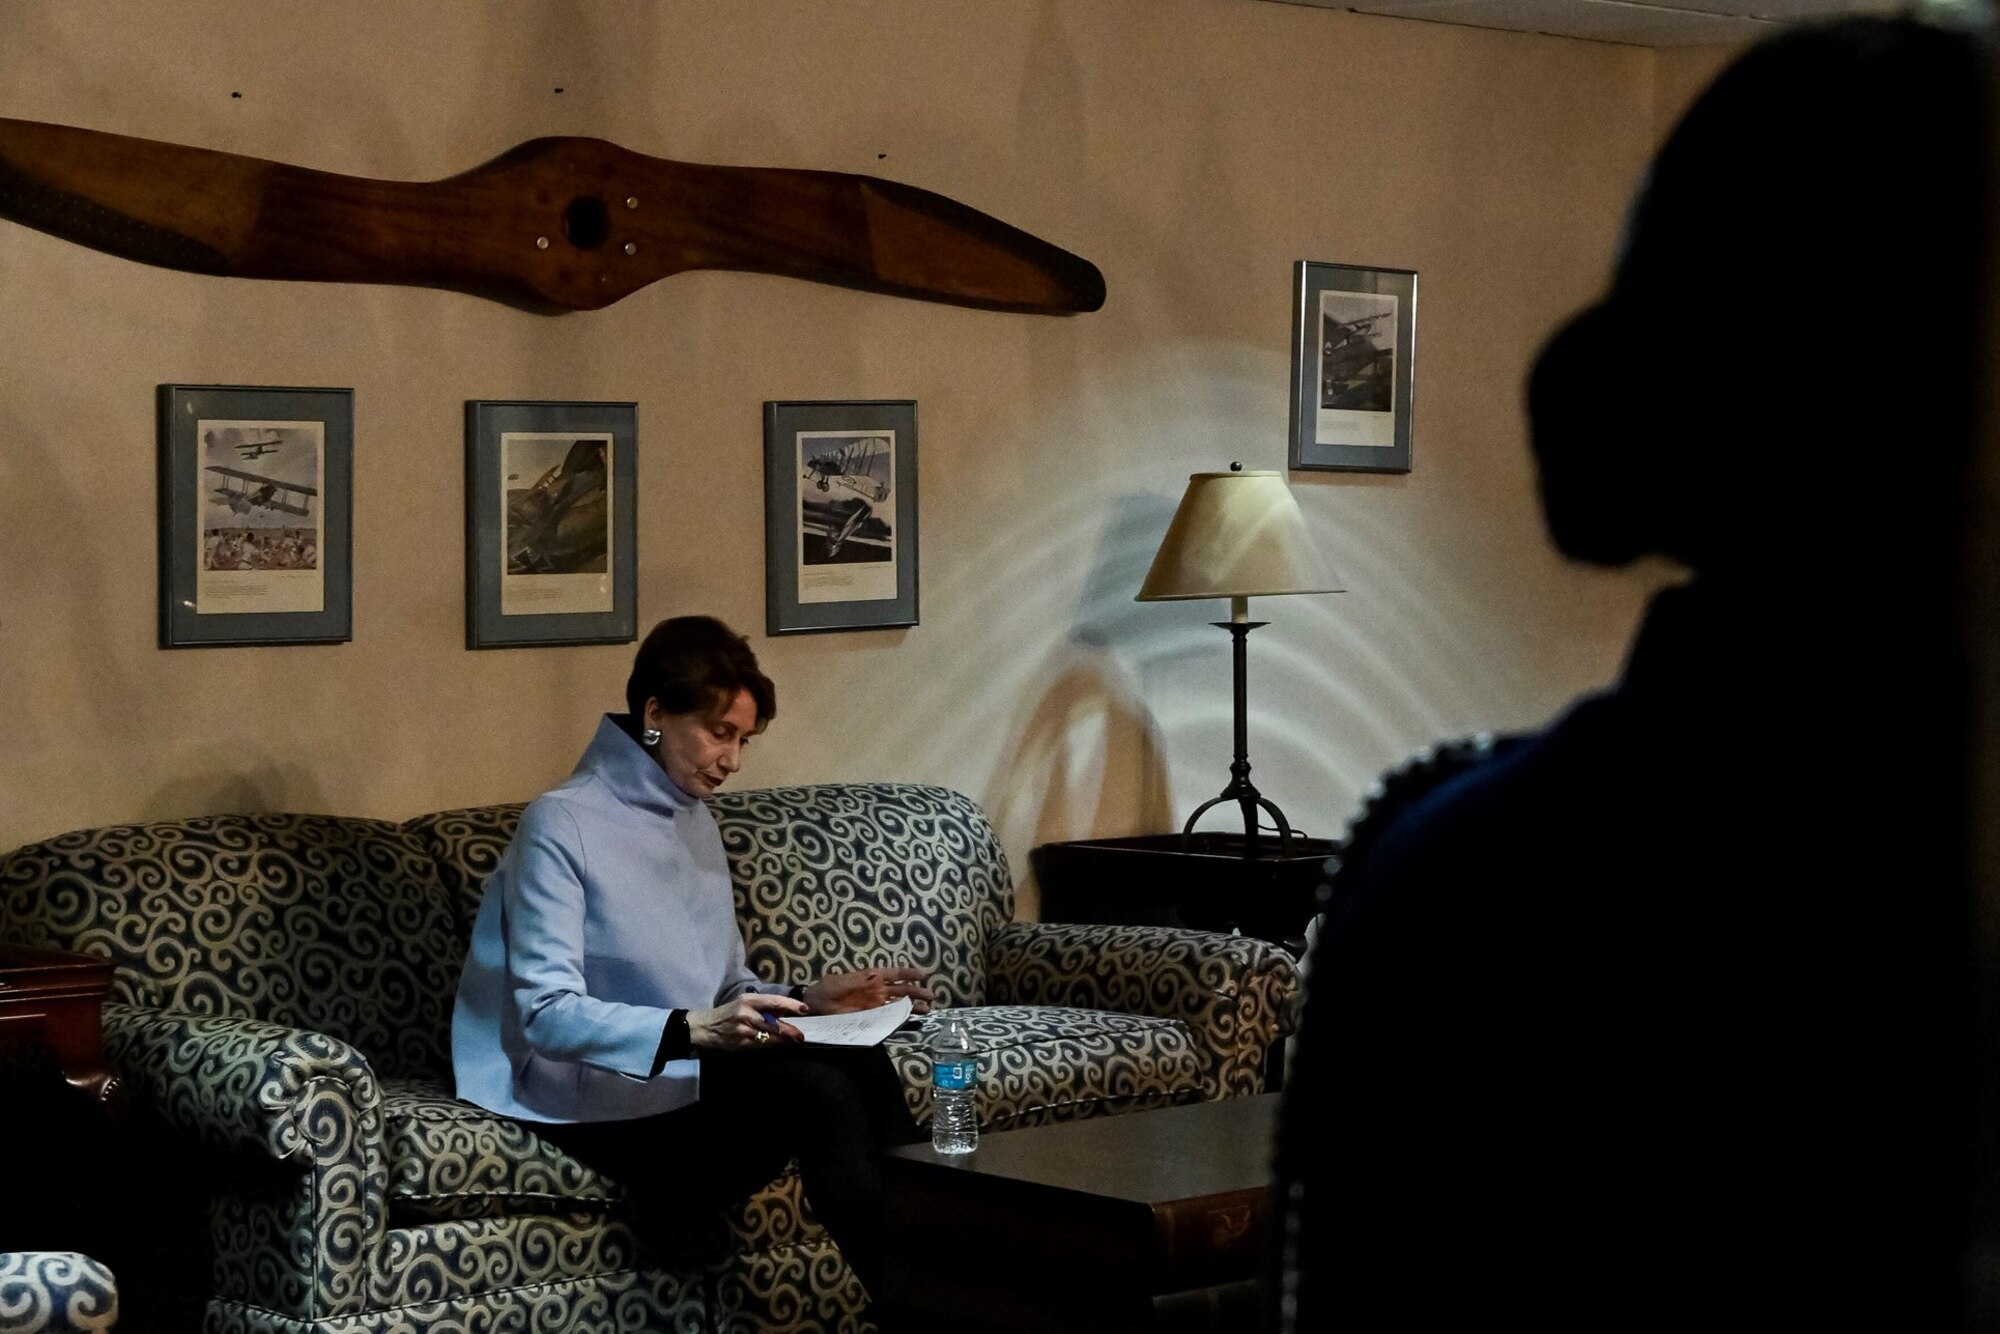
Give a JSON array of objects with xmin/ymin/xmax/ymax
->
[{"xmin": 804, "ymin": 966, "xmax": 935, "ymax": 1015}]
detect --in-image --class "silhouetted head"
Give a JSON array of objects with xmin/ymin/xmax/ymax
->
[{"xmin": 1529, "ymin": 17, "xmax": 1985, "ymax": 573}]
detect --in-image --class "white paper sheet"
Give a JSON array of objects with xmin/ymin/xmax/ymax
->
[{"xmin": 787, "ymin": 997, "xmax": 913, "ymax": 1047}]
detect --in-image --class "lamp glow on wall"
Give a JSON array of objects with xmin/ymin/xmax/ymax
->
[{"xmin": 1136, "ymin": 465, "xmax": 1340, "ymax": 854}]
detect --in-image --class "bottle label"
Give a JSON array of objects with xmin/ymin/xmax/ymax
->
[{"xmin": 933, "ymin": 1058, "xmax": 977, "ymax": 1092}]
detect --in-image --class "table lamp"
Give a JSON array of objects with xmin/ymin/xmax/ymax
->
[{"xmin": 1136, "ymin": 465, "xmax": 1340, "ymax": 854}]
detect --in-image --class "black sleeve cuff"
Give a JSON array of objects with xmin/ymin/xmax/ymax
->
[
  {"xmin": 652, "ymin": 1009, "xmax": 692, "ymax": 1076},
  {"xmin": 788, "ymin": 984, "xmax": 808, "ymax": 1004}
]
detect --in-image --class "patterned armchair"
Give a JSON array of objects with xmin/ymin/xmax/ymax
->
[
  {"xmin": 0, "ymin": 784, "xmax": 1295, "ymax": 1334},
  {"xmin": 0, "ymin": 1253, "xmax": 120, "ymax": 1333}
]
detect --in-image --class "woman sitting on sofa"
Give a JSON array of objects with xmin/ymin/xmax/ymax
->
[{"xmin": 451, "ymin": 614, "xmax": 932, "ymax": 1304}]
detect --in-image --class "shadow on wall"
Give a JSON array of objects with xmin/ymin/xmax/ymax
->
[
  {"xmin": 0, "ymin": 399, "xmax": 153, "ymax": 852},
  {"xmin": 987, "ymin": 653, "xmax": 1170, "ymax": 920},
  {"xmin": 139, "ymin": 745, "xmax": 332, "ymax": 825},
  {"xmin": 987, "ymin": 494, "xmax": 1220, "ymax": 917}
]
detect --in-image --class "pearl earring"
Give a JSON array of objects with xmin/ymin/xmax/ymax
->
[{"xmin": 641, "ymin": 726, "xmax": 662, "ymax": 747}]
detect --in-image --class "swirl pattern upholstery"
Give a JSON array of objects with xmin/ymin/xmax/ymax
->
[
  {"xmin": 706, "ymin": 784, "xmax": 1014, "ymax": 1009},
  {"xmin": 3, "ymin": 784, "xmax": 1295, "ymax": 1333},
  {"xmin": 0, "ymin": 815, "xmax": 457, "ymax": 1081},
  {"xmin": 379, "ymin": 1076, "xmax": 622, "ymax": 1222},
  {"xmin": 406, "ymin": 804, "xmax": 525, "ymax": 941},
  {"xmin": 100, "ymin": 1006, "xmax": 386, "ymax": 1318},
  {"xmin": 984, "ymin": 922, "xmax": 1298, "ymax": 1098},
  {"xmin": 0, "ymin": 1252, "xmax": 120, "ymax": 1333}
]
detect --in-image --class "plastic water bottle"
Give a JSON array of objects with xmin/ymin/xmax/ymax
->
[{"xmin": 930, "ymin": 1014, "xmax": 979, "ymax": 1155}]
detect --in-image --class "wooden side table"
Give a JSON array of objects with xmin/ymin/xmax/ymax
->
[
  {"xmin": 1030, "ymin": 833, "xmax": 1336, "ymax": 955},
  {"xmin": 0, "ymin": 943, "xmax": 124, "ymax": 1257},
  {"xmin": 0, "ymin": 943, "xmax": 122, "ymax": 1103}
]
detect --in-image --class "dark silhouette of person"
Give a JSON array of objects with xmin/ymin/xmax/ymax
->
[{"xmin": 1274, "ymin": 18, "xmax": 1986, "ymax": 1331}]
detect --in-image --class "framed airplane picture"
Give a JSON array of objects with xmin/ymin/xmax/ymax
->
[
  {"xmin": 157, "ymin": 384, "xmax": 354, "ymax": 647},
  {"xmin": 1288, "ymin": 260, "xmax": 1418, "ymax": 474},
  {"xmin": 763, "ymin": 399, "xmax": 919, "ymax": 634},
  {"xmin": 464, "ymin": 399, "xmax": 639, "ymax": 649}
]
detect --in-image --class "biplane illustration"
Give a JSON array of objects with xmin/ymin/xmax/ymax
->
[
  {"xmin": 802, "ymin": 435, "xmax": 891, "ymax": 504},
  {"xmin": 233, "ymin": 434, "xmax": 285, "ymax": 460},
  {"xmin": 1321, "ymin": 308, "xmax": 1396, "ymax": 413},
  {"xmin": 798, "ymin": 435, "xmax": 893, "ymax": 561},
  {"xmin": 203, "ymin": 428, "xmax": 286, "ymax": 460},
  {"xmin": 507, "ymin": 439, "xmax": 609, "ymax": 575},
  {"xmin": 205, "ymin": 465, "xmax": 318, "ymax": 518}
]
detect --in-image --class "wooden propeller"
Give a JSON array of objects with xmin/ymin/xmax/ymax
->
[{"xmin": 0, "ymin": 116, "xmax": 1106, "ymax": 316}]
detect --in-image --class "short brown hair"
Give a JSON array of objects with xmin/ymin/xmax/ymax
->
[{"xmin": 625, "ymin": 616, "xmax": 776, "ymax": 726}]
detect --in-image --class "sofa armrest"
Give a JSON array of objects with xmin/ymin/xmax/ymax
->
[
  {"xmin": 102, "ymin": 1003, "xmax": 384, "ymax": 1163},
  {"xmin": 101, "ymin": 1003, "xmax": 388, "ymax": 1318},
  {"xmin": 984, "ymin": 922, "xmax": 1298, "ymax": 1097}
]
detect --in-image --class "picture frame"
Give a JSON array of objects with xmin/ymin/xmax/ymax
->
[
  {"xmin": 763, "ymin": 400, "xmax": 919, "ymax": 635},
  {"xmin": 1288, "ymin": 260, "xmax": 1418, "ymax": 474},
  {"xmin": 157, "ymin": 384, "xmax": 353, "ymax": 648},
  {"xmin": 464, "ymin": 399, "xmax": 638, "ymax": 649}
]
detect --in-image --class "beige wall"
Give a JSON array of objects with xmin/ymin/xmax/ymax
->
[{"xmin": 0, "ymin": 0, "xmax": 1690, "ymax": 912}]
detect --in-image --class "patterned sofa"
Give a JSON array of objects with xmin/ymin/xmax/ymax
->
[{"xmin": 0, "ymin": 783, "xmax": 1295, "ymax": 1334}]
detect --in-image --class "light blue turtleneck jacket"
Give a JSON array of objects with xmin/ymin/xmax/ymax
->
[{"xmin": 451, "ymin": 714, "xmax": 787, "ymax": 1123}]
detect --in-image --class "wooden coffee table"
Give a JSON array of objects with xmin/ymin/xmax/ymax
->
[{"xmin": 877, "ymin": 1094, "xmax": 1276, "ymax": 1333}]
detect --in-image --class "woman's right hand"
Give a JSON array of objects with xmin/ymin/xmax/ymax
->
[{"xmin": 688, "ymin": 993, "xmax": 808, "ymax": 1050}]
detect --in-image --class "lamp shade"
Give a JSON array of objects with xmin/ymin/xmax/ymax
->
[{"xmin": 1136, "ymin": 470, "xmax": 1340, "ymax": 601}]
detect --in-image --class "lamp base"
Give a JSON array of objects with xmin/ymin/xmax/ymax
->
[
  {"xmin": 1180, "ymin": 615, "xmax": 1294, "ymax": 857},
  {"xmin": 1180, "ymin": 788, "xmax": 1295, "ymax": 857}
]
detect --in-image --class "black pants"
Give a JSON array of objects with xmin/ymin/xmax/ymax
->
[{"xmin": 540, "ymin": 1045, "xmax": 919, "ymax": 1301}]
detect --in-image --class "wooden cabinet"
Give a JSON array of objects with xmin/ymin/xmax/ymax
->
[
  {"xmin": 1030, "ymin": 834, "xmax": 1335, "ymax": 954},
  {"xmin": 0, "ymin": 943, "xmax": 120, "ymax": 1099}
]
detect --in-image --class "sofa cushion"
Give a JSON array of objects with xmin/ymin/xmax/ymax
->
[
  {"xmin": 884, "ymin": 1005, "xmax": 1206, "ymax": 1133},
  {"xmin": 712, "ymin": 784, "xmax": 1014, "ymax": 1008},
  {"xmin": 363, "ymin": 1214, "xmax": 702, "ymax": 1318},
  {"xmin": 381, "ymin": 1076, "xmax": 621, "ymax": 1223},
  {"xmin": 0, "ymin": 814, "xmax": 459, "ymax": 1081},
  {"xmin": 402, "ymin": 804, "xmax": 529, "ymax": 945}
]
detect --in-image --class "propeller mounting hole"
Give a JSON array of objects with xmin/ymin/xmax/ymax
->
[{"xmin": 564, "ymin": 196, "xmax": 611, "ymax": 250}]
